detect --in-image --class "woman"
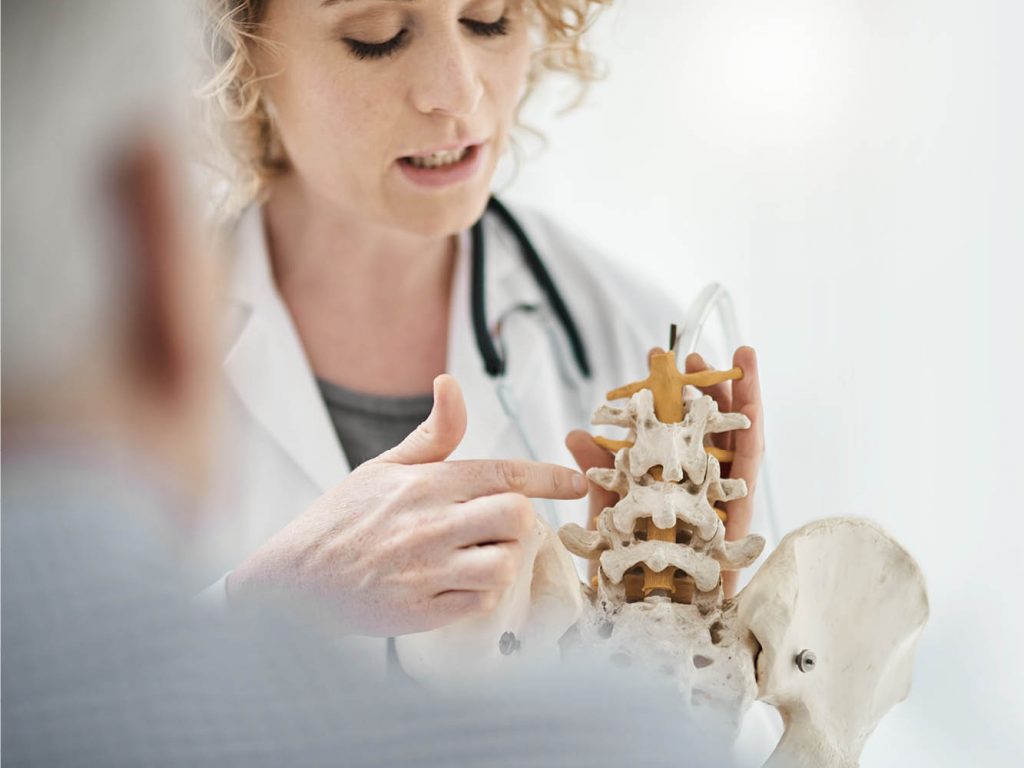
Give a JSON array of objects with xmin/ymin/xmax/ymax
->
[{"xmin": 199, "ymin": 0, "xmax": 764, "ymax": 677}]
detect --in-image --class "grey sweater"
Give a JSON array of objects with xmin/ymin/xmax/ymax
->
[{"xmin": 316, "ymin": 378, "xmax": 433, "ymax": 468}]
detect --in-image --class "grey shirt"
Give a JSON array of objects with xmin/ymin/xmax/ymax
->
[{"xmin": 317, "ymin": 378, "xmax": 434, "ymax": 469}]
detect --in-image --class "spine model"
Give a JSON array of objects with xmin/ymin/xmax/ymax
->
[
  {"xmin": 556, "ymin": 342, "xmax": 929, "ymax": 767},
  {"xmin": 559, "ymin": 348, "xmax": 766, "ymax": 731}
]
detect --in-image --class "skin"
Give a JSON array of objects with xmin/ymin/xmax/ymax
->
[
  {"xmin": 229, "ymin": 0, "xmax": 591, "ymax": 633},
  {"xmin": 257, "ymin": 0, "xmax": 531, "ymax": 395},
  {"xmin": 230, "ymin": 374, "xmax": 589, "ymax": 636},
  {"xmin": 235, "ymin": 0, "xmax": 764, "ymax": 628}
]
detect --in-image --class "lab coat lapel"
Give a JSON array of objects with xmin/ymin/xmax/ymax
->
[
  {"xmin": 446, "ymin": 225, "xmax": 510, "ymax": 462},
  {"xmin": 222, "ymin": 207, "xmax": 350, "ymax": 492},
  {"xmin": 447, "ymin": 210, "xmax": 556, "ymax": 465}
]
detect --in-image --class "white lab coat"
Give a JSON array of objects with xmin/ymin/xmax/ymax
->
[
  {"xmin": 197, "ymin": 200, "xmax": 782, "ymax": 757},
  {"xmin": 198, "ymin": 201, "xmax": 684, "ymax": 675}
]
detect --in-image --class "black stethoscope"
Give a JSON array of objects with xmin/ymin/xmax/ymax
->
[
  {"xmin": 469, "ymin": 196, "xmax": 592, "ymax": 382},
  {"xmin": 467, "ymin": 197, "xmax": 594, "ymax": 529}
]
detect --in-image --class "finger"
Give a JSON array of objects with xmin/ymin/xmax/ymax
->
[
  {"xmin": 444, "ymin": 541, "xmax": 524, "ymax": 592},
  {"xmin": 721, "ymin": 349, "xmax": 762, "ymax": 600},
  {"xmin": 374, "ymin": 374, "xmax": 467, "ymax": 465},
  {"xmin": 565, "ymin": 429, "xmax": 618, "ymax": 582},
  {"xmin": 685, "ymin": 352, "xmax": 733, "ymax": 451},
  {"xmin": 428, "ymin": 589, "xmax": 502, "ymax": 625},
  {"xmin": 724, "ymin": 400, "xmax": 764, "ymax": 543},
  {"xmin": 684, "ymin": 352, "xmax": 733, "ymax": 412},
  {"xmin": 436, "ymin": 459, "xmax": 586, "ymax": 502},
  {"xmin": 730, "ymin": 346, "xmax": 760, "ymax": 423},
  {"xmin": 564, "ymin": 430, "xmax": 617, "ymax": 527},
  {"xmin": 722, "ymin": 572, "xmax": 739, "ymax": 601},
  {"xmin": 724, "ymin": 347, "xmax": 763, "ymax": 535},
  {"xmin": 437, "ymin": 493, "xmax": 535, "ymax": 548}
]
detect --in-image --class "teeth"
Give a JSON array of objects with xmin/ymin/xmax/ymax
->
[{"xmin": 407, "ymin": 147, "xmax": 469, "ymax": 169}]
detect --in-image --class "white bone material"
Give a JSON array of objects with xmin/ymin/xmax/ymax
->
[
  {"xmin": 394, "ymin": 369, "xmax": 929, "ymax": 768},
  {"xmin": 736, "ymin": 517, "xmax": 929, "ymax": 768},
  {"xmin": 559, "ymin": 390, "xmax": 767, "ymax": 738},
  {"xmin": 559, "ymin": 388, "xmax": 929, "ymax": 767}
]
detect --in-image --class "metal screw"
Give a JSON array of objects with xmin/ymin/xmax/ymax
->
[
  {"xmin": 795, "ymin": 649, "xmax": 817, "ymax": 673},
  {"xmin": 499, "ymin": 631, "xmax": 520, "ymax": 656}
]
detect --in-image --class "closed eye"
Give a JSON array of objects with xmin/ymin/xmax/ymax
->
[
  {"xmin": 344, "ymin": 15, "xmax": 509, "ymax": 61},
  {"xmin": 344, "ymin": 28, "xmax": 409, "ymax": 60},
  {"xmin": 461, "ymin": 16, "xmax": 509, "ymax": 37}
]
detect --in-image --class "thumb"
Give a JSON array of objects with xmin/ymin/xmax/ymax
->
[
  {"xmin": 565, "ymin": 429, "xmax": 615, "ymax": 476},
  {"xmin": 565, "ymin": 429, "xmax": 618, "ymax": 523},
  {"xmin": 566, "ymin": 429, "xmax": 618, "ymax": 582},
  {"xmin": 375, "ymin": 374, "xmax": 467, "ymax": 465}
]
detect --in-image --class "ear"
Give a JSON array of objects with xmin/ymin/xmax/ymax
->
[{"xmin": 112, "ymin": 136, "xmax": 212, "ymax": 406}]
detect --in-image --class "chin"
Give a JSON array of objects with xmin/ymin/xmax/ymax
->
[{"xmin": 390, "ymin": 185, "xmax": 492, "ymax": 240}]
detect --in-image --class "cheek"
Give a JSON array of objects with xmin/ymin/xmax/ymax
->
[{"xmin": 270, "ymin": 56, "xmax": 395, "ymax": 178}]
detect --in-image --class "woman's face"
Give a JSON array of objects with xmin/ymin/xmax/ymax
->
[{"xmin": 258, "ymin": 0, "xmax": 531, "ymax": 238}]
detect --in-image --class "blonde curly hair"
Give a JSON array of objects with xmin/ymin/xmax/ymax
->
[{"xmin": 198, "ymin": 0, "xmax": 611, "ymax": 219}]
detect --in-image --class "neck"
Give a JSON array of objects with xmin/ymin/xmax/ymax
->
[
  {"xmin": 259, "ymin": 172, "xmax": 458, "ymax": 395},
  {"xmin": 263, "ymin": 172, "xmax": 454, "ymax": 305}
]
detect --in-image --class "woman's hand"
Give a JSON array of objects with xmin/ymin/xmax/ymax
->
[
  {"xmin": 565, "ymin": 429, "xmax": 617, "ymax": 582},
  {"xmin": 227, "ymin": 375, "xmax": 587, "ymax": 637},
  {"xmin": 685, "ymin": 346, "xmax": 765, "ymax": 598}
]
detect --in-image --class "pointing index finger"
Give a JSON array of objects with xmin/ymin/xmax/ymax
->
[
  {"xmin": 439, "ymin": 459, "xmax": 588, "ymax": 502},
  {"xmin": 730, "ymin": 346, "xmax": 760, "ymax": 416}
]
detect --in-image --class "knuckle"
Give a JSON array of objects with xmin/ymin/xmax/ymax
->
[
  {"xmin": 549, "ymin": 466, "xmax": 568, "ymax": 496},
  {"xmin": 384, "ymin": 524, "xmax": 416, "ymax": 556},
  {"xmin": 477, "ymin": 590, "xmax": 500, "ymax": 614},
  {"xmin": 424, "ymin": 514, "xmax": 457, "ymax": 546},
  {"xmin": 512, "ymin": 495, "xmax": 535, "ymax": 535},
  {"xmin": 500, "ymin": 545, "xmax": 523, "ymax": 584},
  {"xmin": 497, "ymin": 460, "xmax": 528, "ymax": 491},
  {"xmin": 433, "ymin": 592, "xmax": 470, "ymax": 622},
  {"xmin": 494, "ymin": 555, "xmax": 515, "ymax": 587},
  {"xmin": 396, "ymin": 471, "xmax": 431, "ymax": 503}
]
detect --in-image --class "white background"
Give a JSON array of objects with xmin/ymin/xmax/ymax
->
[{"xmin": 503, "ymin": 0, "xmax": 1024, "ymax": 764}]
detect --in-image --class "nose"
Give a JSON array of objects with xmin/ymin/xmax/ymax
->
[{"xmin": 409, "ymin": 29, "xmax": 484, "ymax": 116}]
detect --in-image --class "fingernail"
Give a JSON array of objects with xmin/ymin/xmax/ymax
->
[{"xmin": 573, "ymin": 472, "xmax": 587, "ymax": 494}]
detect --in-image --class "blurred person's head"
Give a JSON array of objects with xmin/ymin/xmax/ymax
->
[
  {"xmin": 2, "ymin": 1, "xmax": 217, "ymax": 504},
  {"xmin": 200, "ymin": 0, "xmax": 609, "ymax": 234}
]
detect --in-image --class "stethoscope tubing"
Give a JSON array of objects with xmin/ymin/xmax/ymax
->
[{"xmin": 470, "ymin": 197, "xmax": 591, "ymax": 380}]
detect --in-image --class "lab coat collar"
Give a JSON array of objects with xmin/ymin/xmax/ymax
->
[
  {"xmin": 223, "ymin": 206, "xmax": 350, "ymax": 492},
  {"xmin": 225, "ymin": 202, "xmax": 543, "ymax": 315}
]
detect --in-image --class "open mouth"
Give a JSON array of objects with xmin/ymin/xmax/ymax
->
[{"xmin": 399, "ymin": 143, "xmax": 479, "ymax": 170}]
